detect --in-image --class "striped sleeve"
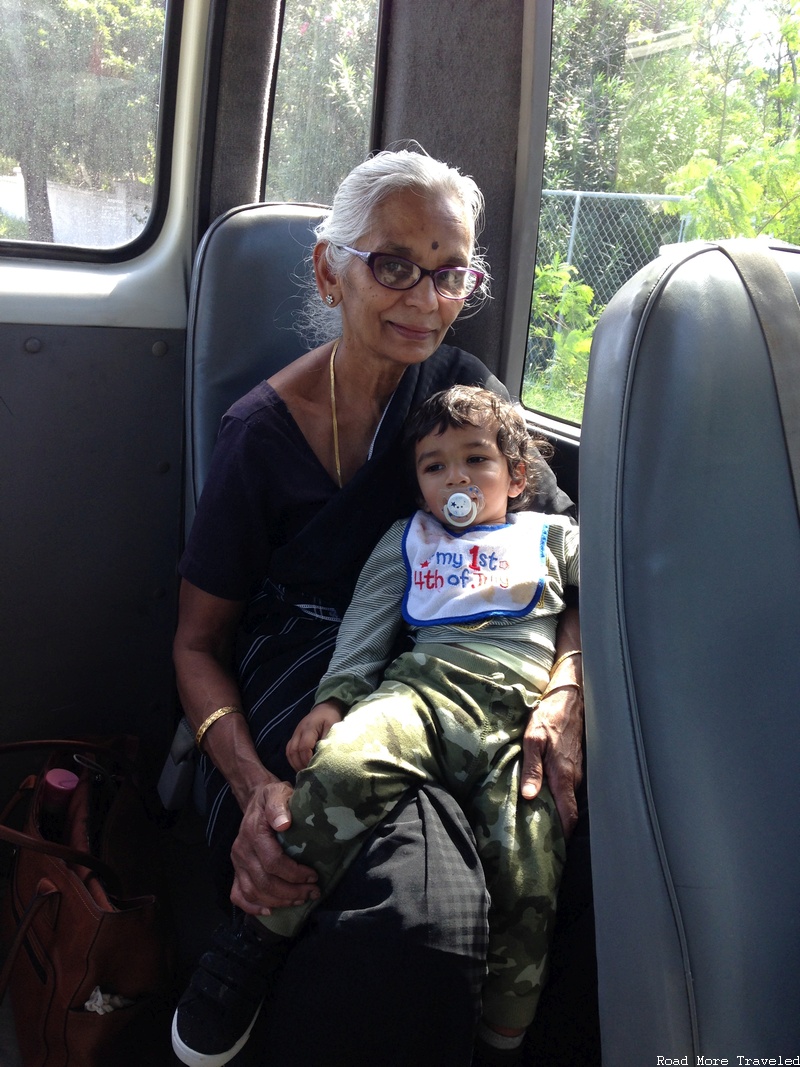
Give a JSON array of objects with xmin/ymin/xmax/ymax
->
[
  {"xmin": 546, "ymin": 513, "xmax": 580, "ymax": 588},
  {"xmin": 314, "ymin": 520, "xmax": 408, "ymax": 709}
]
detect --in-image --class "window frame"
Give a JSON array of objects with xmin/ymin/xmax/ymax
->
[
  {"xmin": 501, "ymin": 0, "xmax": 582, "ymax": 444},
  {"xmin": 0, "ymin": 0, "xmax": 210, "ymax": 333},
  {"xmin": 0, "ymin": 0, "xmax": 184, "ymax": 265}
]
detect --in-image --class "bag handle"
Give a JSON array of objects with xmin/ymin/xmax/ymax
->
[
  {"xmin": 0, "ymin": 823, "xmax": 122, "ymax": 893},
  {"xmin": 0, "ymin": 737, "xmax": 137, "ymax": 768},
  {"xmin": 0, "ymin": 880, "xmax": 60, "ymax": 1004}
]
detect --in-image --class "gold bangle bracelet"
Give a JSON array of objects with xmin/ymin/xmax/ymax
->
[
  {"xmin": 195, "ymin": 706, "xmax": 242, "ymax": 750},
  {"xmin": 541, "ymin": 681, "xmax": 583, "ymax": 700},
  {"xmin": 551, "ymin": 649, "xmax": 583, "ymax": 674}
]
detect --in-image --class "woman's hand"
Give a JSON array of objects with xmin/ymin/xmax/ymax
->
[
  {"xmin": 286, "ymin": 701, "xmax": 344, "ymax": 772},
  {"xmin": 229, "ymin": 777, "xmax": 321, "ymax": 915},
  {"xmin": 230, "ymin": 699, "xmax": 344, "ymax": 913},
  {"xmin": 174, "ymin": 580, "xmax": 327, "ymax": 914},
  {"xmin": 521, "ymin": 683, "xmax": 584, "ymax": 837},
  {"xmin": 520, "ymin": 606, "xmax": 583, "ymax": 837}
]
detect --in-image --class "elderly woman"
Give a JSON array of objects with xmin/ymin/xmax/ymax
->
[{"xmin": 172, "ymin": 148, "xmax": 584, "ymax": 1066}]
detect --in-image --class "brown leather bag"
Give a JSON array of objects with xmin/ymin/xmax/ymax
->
[{"xmin": 0, "ymin": 738, "xmax": 174, "ymax": 1067}]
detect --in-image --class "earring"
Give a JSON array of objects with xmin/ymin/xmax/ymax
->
[{"xmin": 325, "ymin": 294, "xmax": 335, "ymax": 306}]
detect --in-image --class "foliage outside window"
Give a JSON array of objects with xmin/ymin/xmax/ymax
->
[
  {"xmin": 266, "ymin": 0, "xmax": 379, "ymax": 205},
  {"xmin": 0, "ymin": 0, "xmax": 166, "ymax": 248},
  {"xmin": 524, "ymin": 0, "xmax": 800, "ymax": 424}
]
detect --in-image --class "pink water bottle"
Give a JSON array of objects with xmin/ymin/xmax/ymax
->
[{"xmin": 40, "ymin": 768, "xmax": 79, "ymax": 841}]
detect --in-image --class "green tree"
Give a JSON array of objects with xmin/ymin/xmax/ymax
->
[
  {"xmin": 614, "ymin": 12, "xmax": 705, "ymax": 193},
  {"xmin": 544, "ymin": 0, "xmax": 636, "ymax": 192},
  {"xmin": 544, "ymin": 0, "xmax": 704, "ymax": 193},
  {"xmin": 529, "ymin": 0, "xmax": 800, "ymax": 420},
  {"xmin": 0, "ymin": 208, "xmax": 27, "ymax": 238},
  {"xmin": 0, "ymin": 0, "xmax": 164, "ymax": 242},
  {"xmin": 266, "ymin": 1, "xmax": 378, "ymax": 204},
  {"xmin": 524, "ymin": 258, "xmax": 599, "ymax": 424},
  {"xmin": 663, "ymin": 2, "xmax": 800, "ymax": 239},
  {"xmin": 665, "ymin": 136, "xmax": 800, "ymax": 239}
]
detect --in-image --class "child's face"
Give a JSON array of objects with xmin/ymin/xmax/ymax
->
[{"xmin": 414, "ymin": 421, "xmax": 525, "ymax": 528}]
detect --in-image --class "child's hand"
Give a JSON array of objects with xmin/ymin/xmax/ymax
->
[{"xmin": 286, "ymin": 701, "xmax": 344, "ymax": 772}]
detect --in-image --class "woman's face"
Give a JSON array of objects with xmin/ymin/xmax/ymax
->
[{"xmin": 324, "ymin": 187, "xmax": 474, "ymax": 371}]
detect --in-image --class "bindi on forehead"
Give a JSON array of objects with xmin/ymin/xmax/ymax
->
[{"xmin": 431, "ymin": 241, "xmax": 439, "ymax": 250}]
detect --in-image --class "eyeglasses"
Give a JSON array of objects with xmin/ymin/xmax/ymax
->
[{"xmin": 338, "ymin": 245, "xmax": 484, "ymax": 300}]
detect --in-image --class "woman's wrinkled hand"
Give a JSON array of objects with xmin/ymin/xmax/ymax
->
[
  {"xmin": 285, "ymin": 701, "xmax": 344, "ymax": 773},
  {"xmin": 229, "ymin": 777, "xmax": 320, "ymax": 915},
  {"xmin": 520, "ymin": 682, "xmax": 584, "ymax": 838}
]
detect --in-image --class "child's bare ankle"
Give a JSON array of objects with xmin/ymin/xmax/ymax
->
[
  {"xmin": 472, "ymin": 1020, "xmax": 527, "ymax": 1066},
  {"xmin": 483, "ymin": 1022, "xmax": 525, "ymax": 1038}
]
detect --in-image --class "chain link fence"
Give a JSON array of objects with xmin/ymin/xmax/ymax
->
[
  {"xmin": 527, "ymin": 189, "xmax": 690, "ymax": 369},
  {"xmin": 522, "ymin": 189, "xmax": 692, "ymax": 420},
  {"xmin": 539, "ymin": 190, "xmax": 689, "ymax": 302}
]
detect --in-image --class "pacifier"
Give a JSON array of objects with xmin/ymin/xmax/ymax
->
[{"xmin": 442, "ymin": 486, "xmax": 485, "ymax": 528}]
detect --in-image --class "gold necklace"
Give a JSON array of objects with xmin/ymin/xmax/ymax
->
[{"xmin": 329, "ymin": 338, "xmax": 342, "ymax": 488}]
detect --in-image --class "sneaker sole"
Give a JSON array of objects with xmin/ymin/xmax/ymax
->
[{"xmin": 171, "ymin": 1000, "xmax": 263, "ymax": 1067}]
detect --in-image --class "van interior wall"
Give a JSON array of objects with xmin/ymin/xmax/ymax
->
[{"xmin": 0, "ymin": 323, "xmax": 185, "ymax": 768}]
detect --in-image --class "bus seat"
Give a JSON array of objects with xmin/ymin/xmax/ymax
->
[
  {"xmin": 580, "ymin": 239, "xmax": 800, "ymax": 1061},
  {"xmin": 159, "ymin": 202, "xmax": 328, "ymax": 810},
  {"xmin": 184, "ymin": 201, "xmax": 329, "ymax": 535}
]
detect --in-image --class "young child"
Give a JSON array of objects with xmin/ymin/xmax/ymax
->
[{"xmin": 173, "ymin": 385, "xmax": 580, "ymax": 1067}]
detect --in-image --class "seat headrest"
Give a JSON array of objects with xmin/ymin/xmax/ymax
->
[{"xmin": 185, "ymin": 202, "xmax": 329, "ymax": 526}]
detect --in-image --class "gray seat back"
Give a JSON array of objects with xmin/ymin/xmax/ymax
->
[
  {"xmin": 580, "ymin": 240, "xmax": 800, "ymax": 1061},
  {"xmin": 185, "ymin": 202, "xmax": 328, "ymax": 531},
  {"xmin": 158, "ymin": 203, "xmax": 328, "ymax": 812}
]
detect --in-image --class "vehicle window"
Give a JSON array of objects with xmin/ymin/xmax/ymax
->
[
  {"xmin": 524, "ymin": 0, "xmax": 798, "ymax": 424},
  {"xmin": 0, "ymin": 0, "xmax": 168, "ymax": 250},
  {"xmin": 265, "ymin": 0, "xmax": 380, "ymax": 205}
]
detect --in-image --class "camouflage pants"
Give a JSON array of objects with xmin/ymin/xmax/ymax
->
[{"xmin": 261, "ymin": 643, "xmax": 566, "ymax": 1031}]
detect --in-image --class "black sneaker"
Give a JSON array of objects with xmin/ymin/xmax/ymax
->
[{"xmin": 171, "ymin": 917, "xmax": 289, "ymax": 1067}]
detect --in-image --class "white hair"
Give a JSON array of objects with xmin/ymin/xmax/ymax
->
[{"xmin": 298, "ymin": 147, "xmax": 491, "ymax": 345}]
